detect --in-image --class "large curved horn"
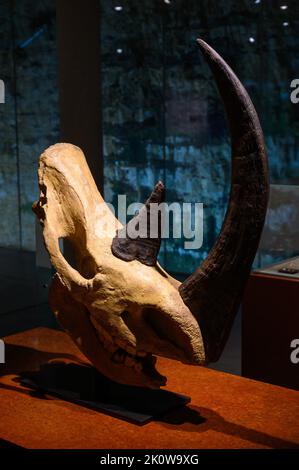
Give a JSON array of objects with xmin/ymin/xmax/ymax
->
[{"xmin": 179, "ymin": 39, "xmax": 269, "ymax": 363}]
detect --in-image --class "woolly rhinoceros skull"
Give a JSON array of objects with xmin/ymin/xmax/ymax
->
[{"xmin": 33, "ymin": 40, "xmax": 269, "ymax": 389}]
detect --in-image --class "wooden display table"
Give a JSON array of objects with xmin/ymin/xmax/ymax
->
[{"xmin": 0, "ymin": 327, "xmax": 299, "ymax": 449}]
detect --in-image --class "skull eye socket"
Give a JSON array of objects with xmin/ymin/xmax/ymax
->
[{"xmin": 58, "ymin": 237, "xmax": 98, "ymax": 280}]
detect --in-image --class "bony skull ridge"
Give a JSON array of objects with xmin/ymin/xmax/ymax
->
[{"xmin": 33, "ymin": 40, "xmax": 269, "ymax": 389}]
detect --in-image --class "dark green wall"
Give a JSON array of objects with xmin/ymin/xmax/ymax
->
[
  {"xmin": 0, "ymin": 0, "xmax": 298, "ymax": 274},
  {"xmin": 102, "ymin": 0, "xmax": 299, "ymax": 273}
]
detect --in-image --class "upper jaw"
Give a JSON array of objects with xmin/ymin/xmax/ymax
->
[
  {"xmin": 89, "ymin": 300, "xmax": 205, "ymax": 388},
  {"xmin": 90, "ymin": 315, "xmax": 167, "ymax": 388}
]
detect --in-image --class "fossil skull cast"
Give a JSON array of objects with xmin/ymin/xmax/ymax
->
[{"xmin": 33, "ymin": 40, "xmax": 269, "ymax": 389}]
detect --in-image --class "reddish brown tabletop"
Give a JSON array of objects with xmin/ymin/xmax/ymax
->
[{"xmin": 0, "ymin": 327, "xmax": 299, "ymax": 449}]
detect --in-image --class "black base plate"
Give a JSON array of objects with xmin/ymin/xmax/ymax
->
[{"xmin": 20, "ymin": 362, "xmax": 190, "ymax": 425}]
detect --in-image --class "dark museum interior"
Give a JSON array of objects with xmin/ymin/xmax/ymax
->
[{"xmin": 0, "ymin": 0, "xmax": 298, "ymax": 453}]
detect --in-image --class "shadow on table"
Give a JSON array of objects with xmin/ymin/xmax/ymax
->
[
  {"xmin": 1, "ymin": 345, "xmax": 190, "ymax": 425},
  {"xmin": 159, "ymin": 405, "xmax": 299, "ymax": 449},
  {"xmin": 1, "ymin": 344, "xmax": 299, "ymax": 448},
  {"xmin": 0, "ymin": 343, "xmax": 86, "ymax": 397},
  {"xmin": 0, "ymin": 438, "xmax": 22, "ymax": 448},
  {"xmin": 0, "ymin": 343, "xmax": 86, "ymax": 376}
]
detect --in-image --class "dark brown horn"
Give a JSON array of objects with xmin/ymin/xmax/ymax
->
[
  {"xmin": 179, "ymin": 39, "xmax": 269, "ymax": 363},
  {"xmin": 111, "ymin": 181, "xmax": 165, "ymax": 266}
]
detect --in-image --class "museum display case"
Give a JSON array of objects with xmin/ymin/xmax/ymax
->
[
  {"xmin": 243, "ymin": 183, "xmax": 299, "ymax": 390},
  {"xmin": 243, "ymin": 260, "xmax": 299, "ymax": 391}
]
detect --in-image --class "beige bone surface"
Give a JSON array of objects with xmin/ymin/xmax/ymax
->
[
  {"xmin": 33, "ymin": 40, "xmax": 269, "ymax": 389},
  {"xmin": 33, "ymin": 143, "xmax": 205, "ymax": 388}
]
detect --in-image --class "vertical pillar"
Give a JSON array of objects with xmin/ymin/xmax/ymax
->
[{"xmin": 56, "ymin": 0, "xmax": 103, "ymax": 190}]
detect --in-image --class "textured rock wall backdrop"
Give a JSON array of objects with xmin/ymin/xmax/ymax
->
[
  {"xmin": 0, "ymin": 0, "xmax": 298, "ymax": 274},
  {"xmin": 0, "ymin": 0, "xmax": 59, "ymax": 251},
  {"xmin": 101, "ymin": 0, "xmax": 299, "ymax": 274}
]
